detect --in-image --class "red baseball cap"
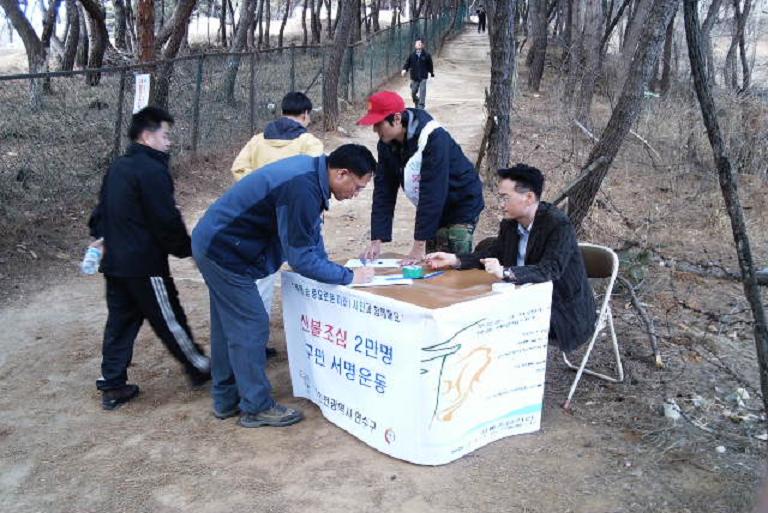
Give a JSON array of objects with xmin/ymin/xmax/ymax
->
[{"xmin": 356, "ymin": 91, "xmax": 406, "ymax": 125}]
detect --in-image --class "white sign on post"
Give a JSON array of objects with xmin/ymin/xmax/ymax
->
[
  {"xmin": 282, "ymin": 272, "xmax": 553, "ymax": 465},
  {"xmin": 133, "ymin": 73, "xmax": 151, "ymax": 113}
]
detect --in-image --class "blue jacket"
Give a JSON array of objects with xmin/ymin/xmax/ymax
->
[
  {"xmin": 192, "ymin": 155, "xmax": 352, "ymax": 285},
  {"xmin": 371, "ymin": 109, "xmax": 485, "ymax": 242},
  {"xmin": 88, "ymin": 143, "xmax": 191, "ymax": 277}
]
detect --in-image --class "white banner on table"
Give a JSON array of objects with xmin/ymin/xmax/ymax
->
[{"xmin": 282, "ymin": 272, "xmax": 552, "ymax": 465}]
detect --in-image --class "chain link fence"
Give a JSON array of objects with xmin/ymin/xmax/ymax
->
[{"xmin": 0, "ymin": 9, "xmax": 468, "ymax": 242}]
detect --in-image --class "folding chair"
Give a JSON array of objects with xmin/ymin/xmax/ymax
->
[{"xmin": 562, "ymin": 243, "xmax": 624, "ymax": 410}]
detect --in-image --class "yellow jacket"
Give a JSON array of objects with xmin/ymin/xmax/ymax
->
[{"xmin": 231, "ymin": 119, "xmax": 324, "ymax": 181}]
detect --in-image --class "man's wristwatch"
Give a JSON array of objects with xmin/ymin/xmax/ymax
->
[{"xmin": 502, "ymin": 267, "xmax": 515, "ymax": 282}]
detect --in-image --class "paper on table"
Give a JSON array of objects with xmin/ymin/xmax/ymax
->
[
  {"xmin": 347, "ymin": 276, "xmax": 413, "ymax": 288},
  {"xmin": 345, "ymin": 258, "xmax": 402, "ymax": 268}
]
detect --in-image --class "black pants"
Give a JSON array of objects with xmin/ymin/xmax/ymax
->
[
  {"xmin": 97, "ymin": 275, "xmax": 210, "ymax": 390},
  {"xmin": 478, "ymin": 17, "xmax": 486, "ymax": 32}
]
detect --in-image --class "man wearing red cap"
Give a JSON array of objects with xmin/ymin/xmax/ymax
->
[{"xmin": 357, "ymin": 91, "xmax": 485, "ymax": 263}]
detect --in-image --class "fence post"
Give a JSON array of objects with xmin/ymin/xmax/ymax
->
[
  {"xmin": 385, "ymin": 31, "xmax": 390, "ymax": 75},
  {"xmin": 321, "ymin": 48, "xmax": 326, "ymax": 120},
  {"xmin": 349, "ymin": 45, "xmax": 355, "ymax": 102},
  {"xmin": 290, "ymin": 44, "xmax": 296, "ymax": 91},
  {"xmin": 369, "ymin": 43, "xmax": 374, "ymax": 94},
  {"xmin": 249, "ymin": 51, "xmax": 257, "ymax": 133},
  {"xmin": 112, "ymin": 69, "xmax": 127, "ymax": 160},
  {"xmin": 191, "ymin": 55, "xmax": 204, "ymax": 154}
]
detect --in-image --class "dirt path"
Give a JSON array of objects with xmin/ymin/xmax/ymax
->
[{"xmin": 0, "ymin": 29, "xmax": 759, "ymax": 513}]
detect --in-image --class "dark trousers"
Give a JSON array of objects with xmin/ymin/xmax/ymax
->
[
  {"xmin": 478, "ymin": 17, "xmax": 486, "ymax": 32},
  {"xmin": 97, "ymin": 275, "xmax": 210, "ymax": 390}
]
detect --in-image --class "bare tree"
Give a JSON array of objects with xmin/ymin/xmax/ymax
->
[
  {"xmin": 485, "ymin": 0, "xmax": 517, "ymax": 178},
  {"xmin": 78, "ymin": 0, "xmax": 110, "ymax": 85},
  {"xmin": 657, "ymin": 2, "xmax": 676, "ymax": 94},
  {"xmin": 683, "ymin": 0, "xmax": 768, "ymax": 413},
  {"xmin": 302, "ymin": 0, "xmax": 309, "ymax": 44},
  {"xmin": 567, "ymin": 0, "xmax": 678, "ymax": 231},
  {"xmin": 527, "ymin": 0, "xmax": 547, "ymax": 91},
  {"xmin": 153, "ymin": 0, "xmax": 198, "ymax": 106},
  {"xmin": 279, "ymin": 0, "xmax": 292, "ymax": 47},
  {"xmin": 0, "ymin": 0, "xmax": 45, "ymax": 106},
  {"xmin": 225, "ymin": 0, "xmax": 258, "ymax": 102},
  {"xmin": 700, "ymin": 0, "xmax": 722, "ymax": 85},
  {"xmin": 75, "ymin": 4, "xmax": 89, "ymax": 68},
  {"xmin": 220, "ymin": 0, "xmax": 229, "ymax": 46},
  {"xmin": 113, "ymin": 0, "xmax": 128, "ymax": 49},
  {"xmin": 573, "ymin": 0, "xmax": 604, "ymax": 128},
  {"xmin": 62, "ymin": 0, "xmax": 80, "ymax": 71},
  {"xmin": 323, "ymin": 0, "xmax": 355, "ymax": 131},
  {"xmin": 723, "ymin": 0, "xmax": 751, "ymax": 91},
  {"xmin": 137, "ymin": 0, "xmax": 156, "ymax": 63}
]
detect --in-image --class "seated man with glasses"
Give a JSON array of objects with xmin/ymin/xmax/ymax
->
[{"xmin": 425, "ymin": 164, "xmax": 597, "ymax": 352}]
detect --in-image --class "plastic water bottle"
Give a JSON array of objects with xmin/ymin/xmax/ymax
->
[{"xmin": 81, "ymin": 246, "xmax": 103, "ymax": 275}]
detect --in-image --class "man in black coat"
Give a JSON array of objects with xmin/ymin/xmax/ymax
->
[
  {"xmin": 401, "ymin": 38, "xmax": 434, "ymax": 109},
  {"xmin": 88, "ymin": 106, "xmax": 210, "ymax": 410},
  {"xmin": 476, "ymin": 6, "xmax": 487, "ymax": 33},
  {"xmin": 425, "ymin": 164, "xmax": 597, "ymax": 352}
]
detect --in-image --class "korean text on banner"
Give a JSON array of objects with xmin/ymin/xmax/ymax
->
[{"xmin": 282, "ymin": 272, "xmax": 552, "ymax": 465}]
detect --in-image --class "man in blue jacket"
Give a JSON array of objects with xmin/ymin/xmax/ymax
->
[
  {"xmin": 358, "ymin": 91, "xmax": 485, "ymax": 264},
  {"xmin": 192, "ymin": 144, "xmax": 376, "ymax": 428},
  {"xmin": 88, "ymin": 106, "xmax": 211, "ymax": 411}
]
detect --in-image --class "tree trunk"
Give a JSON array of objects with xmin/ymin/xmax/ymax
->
[
  {"xmin": 683, "ymin": 0, "xmax": 768, "ymax": 415},
  {"xmin": 485, "ymin": 0, "xmax": 517, "ymax": 179},
  {"xmin": 62, "ymin": 0, "xmax": 80, "ymax": 70},
  {"xmin": 302, "ymin": 0, "xmax": 309, "ymax": 44},
  {"xmin": 701, "ymin": 0, "xmax": 722, "ymax": 85},
  {"xmin": 736, "ymin": 0, "xmax": 751, "ymax": 91},
  {"xmin": 257, "ymin": 0, "xmax": 265, "ymax": 47},
  {"xmin": 0, "ymin": 0, "xmax": 45, "ymax": 107},
  {"xmin": 372, "ymin": 0, "xmax": 380, "ymax": 31},
  {"xmin": 114, "ymin": 0, "xmax": 128, "ymax": 49},
  {"xmin": 313, "ymin": 0, "xmax": 323, "ymax": 42},
  {"xmin": 76, "ymin": 4, "xmax": 89, "ymax": 68},
  {"xmin": 574, "ymin": 0, "xmax": 603, "ymax": 128},
  {"xmin": 78, "ymin": 0, "xmax": 109, "ymax": 85},
  {"xmin": 567, "ymin": 0, "xmax": 678, "ymax": 232},
  {"xmin": 323, "ymin": 0, "xmax": 355, "ymax": 131},
  {"xmin": 220, "ymin": 0, "xmax": 228, "ymax": 46},
  {"xmin": 351, "ymin": 0, "xmax": 361, "ymax": 43},
  {"xmin": 279, "ymin": 0, "xmax": 292, "ymax": 47},
  {"xmin": 225, "ymin": 0, "xmax": 258, "ymax": 103},
  {"xmin": 137, "ymin": 0, "xmax": 156, "ymax": 62},
  {"xmin": 658, "ymin": 2, "xmax": 676, "ymax": 95},
  {"xmin": 265, "ymin": 0, "xmax": 272, "ymax": 48},
  {"xmin": 527, "ymin": 0, "xmax": 547, "ymax": 91},
  {"xmin": 153, "ymin": 0, "xmax": 197, "ymax": 107}
]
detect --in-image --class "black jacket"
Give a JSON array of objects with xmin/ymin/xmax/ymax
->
[
  {"xmin": 88, "ymin": 143, "xmax": 191, "ymax": 277},
  {"xmin": 371, "ymin": 109, "xmax": 484, "ymax": 242},
  {"xmin": 403, "ymin": 50, "xmax": 434, "ymax": 81},
  {"xmin": 458, "ymin": 202, "xmax": 597, "ymax": 351}
]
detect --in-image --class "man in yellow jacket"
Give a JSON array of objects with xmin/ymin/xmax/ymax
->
[
  {"xmin": 231, "ymin": 92, "xmax": 324, "ymax": 180},
  {"xmin": 230, "ymin": 91, "xmax": 324, "ymax": 358}
]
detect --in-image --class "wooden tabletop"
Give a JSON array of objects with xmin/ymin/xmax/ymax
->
[{"xmin": 354, "ymin": 254, "xmax": 502, "ymax": 309}]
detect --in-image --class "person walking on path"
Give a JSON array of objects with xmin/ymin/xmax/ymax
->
[
  {"xmin": 476, "ymin": 6, "xmax": 487, "ymax": 33},
  {"xmin": 357, "ymin": 91, "xmax": 485, "ymax": 264},
  {"xmin": 88, "ymin": 106, "xmax": 211, "ymax": 411},
  {"xmin": 192, "ymin": 145, "xmax": 376, "ymax": 429},
  {"xmin": 230, "ymin": 91, "xmax": 324, "ymax": 359},
  {"xmin": 401, "ymin": 38, "xmax": 434, "ymax": 109}
]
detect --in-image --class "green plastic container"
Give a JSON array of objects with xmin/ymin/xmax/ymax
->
[{"xmin": 402, "ymin": 265, "xmax": 424, "ymax": 279}]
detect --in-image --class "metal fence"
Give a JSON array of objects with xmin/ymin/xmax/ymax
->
[{"xmin": 0, "ymin": 9, "xmax": 467, "ymax": 238}]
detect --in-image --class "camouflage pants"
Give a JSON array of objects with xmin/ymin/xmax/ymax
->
[{"xmin": 426, "ymin": 223, "xmax": 476, "ymax": 254}]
